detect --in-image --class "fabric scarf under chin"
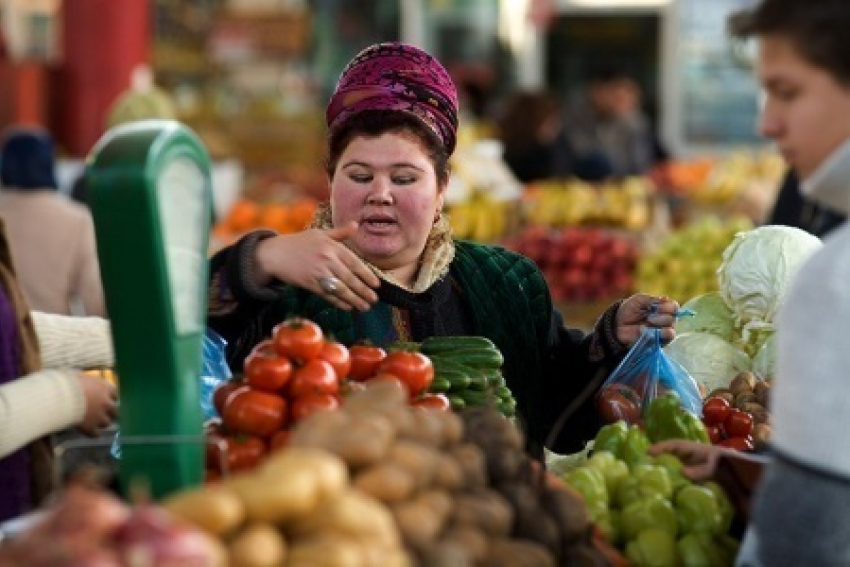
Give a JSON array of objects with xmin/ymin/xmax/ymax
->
[
  {"xmin": 0, "ymin": 285, "xmax": 30, "ymax": 522},
  {"xmin": 310, "ymin": 202, "xmax": 455, "ymax": 293}
]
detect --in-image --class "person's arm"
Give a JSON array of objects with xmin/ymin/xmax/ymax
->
[
  {"xmin": 30, "ymin": 312, "xmax": 113, "ymax": 369},
  {"xmin": 0, "ymin": 370, "xmax": 85, "ymax": 458}
]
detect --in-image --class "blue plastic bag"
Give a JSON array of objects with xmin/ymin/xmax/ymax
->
[
  {"xmin": 112, "ymin": 328, "xmax": 232, "ymax": 459},
  {"xmin": 595, "ymin": 327, "xmax": 703, "ymax": 426}
]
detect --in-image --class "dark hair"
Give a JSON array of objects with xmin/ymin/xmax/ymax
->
[
  {"xmin": 325, "ymin": 110, "xmax": 451, "ymax": 187},
  {"xmin": 729, "ymin": 0, "xmax": 850, "ymax": 86},
  {"xmin": 498, "ymin": 91, "xmax": 562, "ymax": 152}
]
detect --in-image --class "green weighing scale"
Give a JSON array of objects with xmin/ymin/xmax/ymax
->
[{"xmin": 87, "ymin": 120, "xmax": 211, "ymax": 498}]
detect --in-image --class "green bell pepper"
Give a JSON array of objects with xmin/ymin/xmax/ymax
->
[
  {"xmin": 632, "ymin": 463, "xmax": 674, "ymax": 500},
  {"xmin": 563, "ymin": 466, "xmax": 608, "ymax": 507},
  {"xmin": 677, "ymin": 532, "xmax": 733, "ymax": 567},
  {"xmin": 626, "ymin": 528, "xmax": 678, "ymax": 567},
  {"xmin": 594, "ymin": 420, "xmax": 629, "ymax": 458},
  {"xmin": 622, "ymin": 424, "xmax": 651, "ymax": 470},
  {"xmin": 675, "ymin": 484, "xmax": 723, "ymax": 535},
  {"xmin": 587, "ymin": 451, "xmax": 630, "ymax": 496},
  {"xmin": 621, "ymin": 493, "xmax": 678, "ymax": 540},
  {"xmin": 646, "ymin": 391, "xmax": 710, "ymax": 444},
  {"xmin": 653, "ymin": 452, "xmax": 691, "ymax": 494},
  {"xmin": 704, "ymin": 481, "xmax": 734, "ymax": 535}
]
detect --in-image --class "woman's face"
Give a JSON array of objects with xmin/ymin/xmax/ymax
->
[
  {"xmin": 330, "ymin": 131, "xmax": 445, "ymax": 281},
  {"xmin": 757, "ymin": 35, "xmax": 850, "ymax": 178}
]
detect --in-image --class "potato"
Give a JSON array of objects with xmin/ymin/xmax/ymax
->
[
  {"xmin": 392, "ymin": 498, "xmax": 444, "ymax": 551},
  {"xmin": 438, "ymin": 525, "xmax": 488, "ymax": 563},
  {"xmin": 418, "ymin": 541, "xmax": 475, "ymax": 567},
  {"xmin": 228, "ymin": 458, "xmax": 325, "ymax": 523},
  {"xmin": 730, "ymin": 371, "xmax": 757, "ymax": 396},
  {"xmin": 447, "ymin": 443, "xmax": 487, "ymax": 488},
  {"xmin": 734, "ymin": 392, "xmax": 759, "ymax": 410},
  {"xmin": 291, "ymin": 491, "xmax": 400, "ymax": 548},
  {"xmin": 480, "ymin": 538, "xmax": 557, "ymax": 567},
  {"xmin": 401, "ymin": 409, "xmax": 445, "ymax": 447},
  {"xmin": 432, "ymin": 454, "xmax": 465, "ymax": 491},
  {"xmin": 388, "ymin": 441, "xmax": 440, "ymax": 489},
  {"xmin": 438, "ymin": 411, "xmax": 465, "ymax": 447},
  {"xmin": 752, "ymin": 423, "xmax": 773, "ymax": 448},
  {"xmin": 161, "ymin": 484, "xmax": 245, "ymax": 536},
  {"xmin": 754, "ymin": 380, "xmax": 772, "ymax": 407},
  {"xmin": 741, "ymin": 403, "xmax": 770, "ymax": 424},
  {"xmin": 287, "ymin": 536, "xmax": 368, "ymax": 567},
  {"xmin": 354, "ymin": 463, "xmax": 416, "ymax": 503},
  {"xmin": 261, "ymin": 448, "xmax": 348, "ymax": 503},
  {"xmin": 228, "ymin": 523, "xmax": 286, "ymax": 567},
  {"xmin": 540, "ymin": 486, "xmax": 590, "ymax": 544},
  {"xmin": 451, "ymin": 490, "xmax": 513, "ymax": 537},
  {"xmin": 345, "ymin": 380, "xmax": 408, "ymax": 412}
]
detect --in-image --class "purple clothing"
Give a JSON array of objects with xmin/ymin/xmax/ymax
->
[
  {"xmin": 0, "ymin": 285, "xmax": 29, "ymax": 522},
  {"xmin": 326, "ymin": 42, "xmax": 459, "ymax": 154}
]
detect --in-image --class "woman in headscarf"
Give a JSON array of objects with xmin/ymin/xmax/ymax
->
[{"xmin": 207, "ymin": 42, "xmax": 679, "ymax": 456}]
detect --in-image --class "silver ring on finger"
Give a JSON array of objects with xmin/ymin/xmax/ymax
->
[{"xmin": 317, "ymin": 276, "xmax": 341, "ymax": 295}]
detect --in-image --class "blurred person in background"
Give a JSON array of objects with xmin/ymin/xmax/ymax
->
[
  {"xmin": 498, "ymin": 90, "xmax": 575, "ymax": 183},
  {"xmin": 766, "ymin": 168, "xmax": 845, "ymax": 237},
  {"xmin": 0, "ymin": 218, "xmax": 116, "ymax": 522},
  {"xmin": 0, "ymin": 128, "xmax": 104, "ymax": 316},
  {"xmin": 563, "ymin": 64, "xmax": 668, "ymax": 179}
]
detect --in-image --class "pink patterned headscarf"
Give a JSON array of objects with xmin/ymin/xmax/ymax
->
[{"xmin": 326, "ymin": 42, "xmax": 459, "ymax": 155}]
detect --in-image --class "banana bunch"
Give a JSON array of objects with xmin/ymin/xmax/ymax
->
[
  {"xmin": 525, "ymin": 178, "xmax": 652, "ymax": 229},
  {"xmin": 447, "ymin": 194, "xmax": 512, "ymax": 243},
  {"xmin": 418, "ymin": 336, "xmax": 517, "ymax": 418}
]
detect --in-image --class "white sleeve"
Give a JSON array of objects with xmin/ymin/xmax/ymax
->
[
  {"xmin": 31, "ymin": 312, "xmax": 114, "ymax": 369},
  {"xmin": 0, "ymin": 369, "xmax": 85, "ymax": 458}
]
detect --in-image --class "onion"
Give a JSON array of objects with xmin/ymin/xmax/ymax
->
[{"xmin": 116, "ymin": 504, "xmax": 220, "ymax": 566}]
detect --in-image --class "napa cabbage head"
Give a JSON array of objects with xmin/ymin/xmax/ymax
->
[
  {"xmin": 663, "ymin": 332, "xmax": 752, "ymax": 393},
  {"xmin": 677, "ymin": 292, "xmax": 735, "ymax": 342},
  {"xmin": 718, "ymin": 226, "xmax": 821, "ymax": 336}
]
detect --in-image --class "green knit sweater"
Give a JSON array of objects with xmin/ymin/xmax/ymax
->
[{"xmin": 208, "ymin": 237, "xmax": 625, "ymax": 455}]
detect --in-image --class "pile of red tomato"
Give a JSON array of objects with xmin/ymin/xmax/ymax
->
[
  {"xmin": 205, "ymin": 317, "xmax": 448, "ymax": 479},
  {"xmin": 701, "ymin": 396, "xmax": 755, "ymax": 451}
]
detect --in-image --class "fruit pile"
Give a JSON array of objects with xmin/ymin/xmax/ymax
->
[
  {"xmin": 417, "ymin": 335, "xmax": 517, "ymax": 417},
  {"xmin": 523, "ymin": 177, "xmax": 652, "ymax": 230},
  {"xmin": 207, "ymin": 318, "xmax": 448, "ymax": 478},
  {"xmin": 635, "ymin": 216, "xmax": 752, "ymax": 303},
  {"xmin": 703, "ymin": 371, "xmax": 772, "ymax": 451},
  {"xmin": 507, "ymin": 225, "xmax": 640, "ymax": 303},
  {"xmin": 564, "ymin": 422, "xmax": 740, "ymax": 566}
]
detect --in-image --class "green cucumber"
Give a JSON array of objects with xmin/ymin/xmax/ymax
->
[
  {"xmin": 496, "ymin": 386, "xmax": 514, "ymax": 400},
  {"xmin": 448, "ymin": 394, "xmax": 466, "ymax": 410},
  {"xmin": 428, "ymin": 377, "xmax": 452, "ymax": 393},
  {"xmin": 420, "ymin": 335, "xmax": 497, "ymax": 354},
  {"xmin": 439, "ymin": 369, "xmax": 472, "ymax": 392},
  {"xmin": 446, "ymin": 349, "xmax": 504, "ymax": 370},
  {"xmin": 484, "ymin": 370, "xmax": 505, "ymax": 388},
  {"xmin": 465, "ymin": 370, "xmax": 488, "ymax": 391},
  {"xmin": 460, "ymin": 389, "xmax": 495, "ymax": 407}
]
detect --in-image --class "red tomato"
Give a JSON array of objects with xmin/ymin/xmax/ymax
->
[
  {"xmin": 212, "ymin": 381, "xmax": 242, "ymax": 417},
  {"xmin": 222, "ymin": 387, "xmax": 288, "ymax": 437},
  {"xmin": 347, "ymin": 345, "xmax": 387, "ymax": 381},
  {"xmin": 596, "ymin": 384, "xmax": 642, "ymax": 425},
  {"xmin": 702, "ymin": 396, "xmax": 732, "ymax": 427},
  {"xmin": 244, "ymin": 349, "xmax": 293, "ymax": 393},
  {"xmin": 718, "ymin": 436, "xmax": 754, "ymax": 452},
  {"xmin": 207, "ymin": 434, "xmax": 267, "ymax": 473},
  {"xmin": 411, "ymin": 393, "xmax": 451, "ymax": 411},
  {"xmin": 273, "ymin": 318, "xmax": 324, "ymax": 362},
  {"xmin": 377, "ymin": 351, "xmax": 435, "ymax": 398},
  {"xmin": 318, "ymin": 341, "xmax": 352, "ymax": 379},
  {"xmin": 706, "ymin": 424, "xmax": 724, "ymax": 444},
  {"xmin": 288, "ymin": 359, "xmax": 339, "ymax": 398},
  {"xmin": 269, "ymin": 429, "xmax": 292, "ymax": 452},
  {"xmin": 724, "ymin": 408, "xmax": 754, "ymax": 439},
  {"xmin": 290, "ymin": 393, "xmax": 341, "ymax": 422}
]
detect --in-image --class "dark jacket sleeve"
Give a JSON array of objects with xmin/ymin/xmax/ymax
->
[
  {"xmin": 538, "ymin": 301, "xmax": 627, "ymax": 455},
  {"xmin": 206, "ymin": 230, "xmax": 292, "ymax": 369}
]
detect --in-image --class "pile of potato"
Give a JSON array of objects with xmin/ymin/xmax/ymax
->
[{"xmin": 164, "ymin": 380, "xmax": 617, "ymax": 566}]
